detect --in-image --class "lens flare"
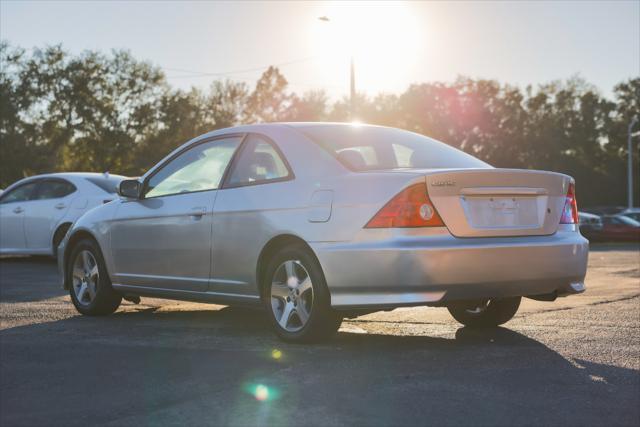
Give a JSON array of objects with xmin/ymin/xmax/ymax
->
[
  {"xmin": 254, "ymin": 384, "xmax": 269, "ymax": 401},
  {"xmin": 244, "ymin": 383, "xmax": 281, "ymax": 402}
]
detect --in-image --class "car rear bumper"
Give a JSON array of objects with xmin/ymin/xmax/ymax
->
[{"xmin": 311, "ymin": 228, "xmax": 589, "ymax": 309}]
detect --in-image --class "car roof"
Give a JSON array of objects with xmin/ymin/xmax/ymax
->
[
  {"xmin": 282, "ymin": 122, "xmax": 388, "ymax": 129},
  {"xmin": 15, "ymin": 172, "xmax": 126, "ymax": 181},
  {"xmin": 4, "ymin": 172, "xmax": 126, "ymax": 192},
  {"xmin": 217, "ymin": 122, "xmax": 384, "ymax": 129},
  {"xmin": 194, "ymin": 122, "xmax": 391, "ymax": 140},
  {"xmin": 30, "ymin": 172, "xmax": 125, "ymax": 179}
]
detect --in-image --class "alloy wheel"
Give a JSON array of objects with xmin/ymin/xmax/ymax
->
[
  {"xmin": 72, "ymin": 250, "xmax": 99, "ymax": 306},
  {"xmin": 270, "ymin": 260, "xmax": 314, "ymax": 332}
]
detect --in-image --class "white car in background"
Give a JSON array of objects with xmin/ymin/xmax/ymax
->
[{"xmin": 0, "ymin": 172, "xmax": 125, "ymax": 256}]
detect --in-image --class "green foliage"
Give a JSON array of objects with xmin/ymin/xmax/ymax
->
[
  {"xmin": 245, "ymin": 66, "xmax": 290, "ymax": 123},
  {"xmin": 0, "ymin": 42, "xmax": 638, "ymax": 206}
]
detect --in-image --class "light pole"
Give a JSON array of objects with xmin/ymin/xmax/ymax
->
[
  {"xmin": 318, "ymin": 16, "xmax": 356, "ymax": 120},
  {"xmin": 628, "ymin": 116, "xmax": 638, "ymax": 209},
  {"xmin": 350, "ymin": 55, "xmax": 356, "ymax": 120}
]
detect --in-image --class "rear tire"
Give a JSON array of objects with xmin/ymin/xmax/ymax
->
[
  {"xmin": 447, "ymin": 297, "xmax": 521, "ymax": 328},
  {"xmin": 263, "ymin": 243, "xmax": 342, "ymax": 343},
  {"xmin": 68, "ymin": 238, "xmax": 121, "ymax": 316}
]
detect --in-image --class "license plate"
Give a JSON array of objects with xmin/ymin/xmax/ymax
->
[{"xmin": 461, "ymin": 196, "xmax": 541, "ymax": 229}]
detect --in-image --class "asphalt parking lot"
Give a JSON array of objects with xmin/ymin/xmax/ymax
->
[{"xmin": 1, "ymin": 244, "xmax": 639, "ymax": 426}]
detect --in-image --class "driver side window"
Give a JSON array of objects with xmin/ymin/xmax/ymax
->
[{"xmin": 145, "ymin": 136, "xmax": 243, "ymax": 198}]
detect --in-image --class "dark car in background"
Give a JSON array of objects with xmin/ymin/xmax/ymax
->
[
  {"xmin": 582, "ymin": 206, "xmax": 626, "ymax": 216},
  {"xmin": 578, "ymin": 212, "xmax": 603, "ymax": 241},
  {"xmin": 597, "ymin": 215, "xmax": 640, "ymax": 242}
]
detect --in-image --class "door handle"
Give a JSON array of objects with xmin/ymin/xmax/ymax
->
[
  {"xmin": 13, "ymin": 207, "xmax": 24, "ymax": 214},
  {"xmin": 55, "ymin": 203, "xmax": 66, "ymax": 210},
  {"xmin": 189, "ymin": 206, "xmax": 207, "ymax": 218}
]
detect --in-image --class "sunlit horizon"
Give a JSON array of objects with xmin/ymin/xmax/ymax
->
[{"xmin": 1, "ymin": 1, "xmax": 638, "ymax": 99}]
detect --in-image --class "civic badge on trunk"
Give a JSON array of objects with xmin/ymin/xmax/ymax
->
[{"xmin": 431, "ymin": 180, "xmax": 456, "ymax": 187}]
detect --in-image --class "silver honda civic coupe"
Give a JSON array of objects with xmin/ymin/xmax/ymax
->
[{"xmin": 58, "ymin": 123, "xmax": 589, "ymax": 342}]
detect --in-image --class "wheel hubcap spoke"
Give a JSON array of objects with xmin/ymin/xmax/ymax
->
[
  {"xmin": 77, "ymin": 282, "xmax": 88, "ymax": 302},
  {"xmin": 278, "ymin": 302, "xmax": 295, "ymax": 329},
  {"xmin": 87, "ymin": 281, "xmax": 97, "ymax": 299},
  {"xmin": 296, "ymin": 302, "xmax": 310, "ymax": 324},
  {"xmin": 82, "ymin": 251, "xmax": 92, "ymax": 273},
  {"xmin": 298, "ymin": 277, "xmax": 312, "ymax": 295},
  {"xmin": 284, "ymin": 261, "xmax": 297, "ymax": 288},
  {"xmin": 72, "ymin": 267, "xmax": 84, "ymax": 281},
  {"xmin": 89, "ymin": 265, "xmax": 99, "ymax": 280},
  {"xmin": 271, "ymin": 282, "xmax": 289, "ymax": 300}
]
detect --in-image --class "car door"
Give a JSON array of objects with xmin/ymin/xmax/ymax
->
[
  {"xmin": 110, "ymin": 135, "xmax": 244, "ymax": 292},
  {"xmin": 24, "ymin": 179, "xmax": 76, "ymax": 251},
  {"xmin": 0, "ymin": 181, "xmax": 39, "ymax": 252},
  {"xmin": 211, "ymin": 133, "xmax": 295, "ymax": 296}
]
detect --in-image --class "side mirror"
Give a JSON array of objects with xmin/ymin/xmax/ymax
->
[{"xmin": 118, "ymin": 179, "xmax": 142, "ymax": 199}]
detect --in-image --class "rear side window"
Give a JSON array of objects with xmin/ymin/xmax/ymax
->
[
  {"xmin": 33, "ymin": 180, "xmax": 76, "ymax": 200},
  {"xmin": 85, "ymin": 177, "xmax": 122, "ymax": 194},
  {"xmin": 226, "ymin": 135, "xmax": 291, "ymax": 187},
  {"xmin": 336, "ymin": 146, "xmax": 378, "ymax": 170},
  {"xmin": 0, "ymin": 182, "xmax": 39, "ymax": 204},
  {"xmin": 392, "ymin": 143, "xmax": 414, "ymax": 167},
  {"xmin": 298, "ymin": 125, "xmax": 491, "ymax": 171}
]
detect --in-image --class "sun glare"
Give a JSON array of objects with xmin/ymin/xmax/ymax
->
[{"xmin": 311, "ymin": 1, "xmax": 423, "ymax": 93}]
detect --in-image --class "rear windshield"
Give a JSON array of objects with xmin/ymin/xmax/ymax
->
[
  {"xmin": 85, "ymin": 176, "xmax": 123, "ymax": 194},
  {"xmin": 298, "ymin": 125, "xmax": 490, "ymax": 171}
]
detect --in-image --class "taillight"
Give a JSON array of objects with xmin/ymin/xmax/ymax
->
[
  {"xmin": 365, "ymin": 183, "xmax": 444, "ymax": 228},
  {"xmin": 560, "ymin": 182, "xmax": 578, "ymax": 224}
]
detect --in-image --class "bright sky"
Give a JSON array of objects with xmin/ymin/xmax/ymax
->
[{"xmin": 1, "ymin": 1, "xmax": 638, "ymax": 99}]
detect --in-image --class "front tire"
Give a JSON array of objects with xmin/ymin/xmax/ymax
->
[
  {"xmin": 447, "ymin": 297, "xmax": 521, "ymax": 328},
  {"xmin": 263, "ymin": 244, "xmax": 342, "ymax": 343},
  {"xmin": 68, "ymin": 238, "xmax": 122, "ymax": 315}
]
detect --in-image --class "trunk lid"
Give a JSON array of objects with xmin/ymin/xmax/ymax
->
[{"xmin": 424, "ymin": 168, "xmax": 572, "ymax": 237}]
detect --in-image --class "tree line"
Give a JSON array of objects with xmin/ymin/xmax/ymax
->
[{"xmin": 1, "ymin": 42, "xmax": 638, "ymax": 207}]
